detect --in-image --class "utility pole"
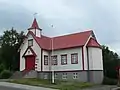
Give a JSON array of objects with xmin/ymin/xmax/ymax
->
[{"xmin": 51, "ymin": 25, "xmax": 55, "ymax": 84}]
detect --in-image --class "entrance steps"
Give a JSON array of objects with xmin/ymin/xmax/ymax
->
[{"xmin": 10, "ymin": 70, "xmax": 37, "ymax": 79}]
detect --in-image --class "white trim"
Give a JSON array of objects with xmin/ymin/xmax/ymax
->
[{"xmin": 84, "ymin": 35, "xmax": 92, "ymax": 47}]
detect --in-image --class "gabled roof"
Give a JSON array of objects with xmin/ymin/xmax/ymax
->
[
  {"xmin": 28, "ymin": 18, "xmax": 42, "ymax": 30},
  {"xmin": 22, "ymin": 46, "xmax": 37, "ymax": 57},
  {"xmin": 87, "ymin": 38, "xmax": 101, "ymax": 48},
  {"xmin": 27, "ymin": 30, "xmax": 99, "ymax": 50},
  {"xmin": 52, "ymin": 30, "xmax": 92, "ymax": 50}
]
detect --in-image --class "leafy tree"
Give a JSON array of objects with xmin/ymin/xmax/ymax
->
[
  {"xmin": 0, "ymin": 27, "xmax": 25, "ymax": 71},
  {"xmin": 102, "ymin": 45, "xmax": 120, "ymax": 79}
]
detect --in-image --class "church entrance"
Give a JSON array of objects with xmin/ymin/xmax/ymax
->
[{"xmin": 25, "ymin": 55, "xmax": 35, "ymax": 71}]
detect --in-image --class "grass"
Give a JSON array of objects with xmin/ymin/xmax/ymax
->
[{"xmin": 8, "ymin": 78, "xmax": 94, "ymax": 90}]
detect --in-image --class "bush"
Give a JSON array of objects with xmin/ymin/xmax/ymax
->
[
  {"xmin": 0, "ymin": 64, "xmax": 5, "ymax": 73},
  {"xmin": 0, "ymin": 70, "xmax": 12, "ymax": 79},
  {"xmin": 102, "ymin": 77, "xmax": 118, "ymax": 85}
]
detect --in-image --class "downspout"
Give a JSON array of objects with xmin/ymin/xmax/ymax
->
[{"xmin": 41, "ymin": 49, "xmax": 43, "ymax": 72}]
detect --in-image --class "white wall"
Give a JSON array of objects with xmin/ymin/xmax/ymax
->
[
  {"xmin": 20, "ymin": 34, "xmax": 41, "ymax": 71},
  {"xmin": 36, "ymin": 29, "xmax": 41, "ymax": 37},
  {"xmin": 43, "ymin": 48, "xmax": 83, "ymax": 71},
  {"xmin": 88, "ymin": 47, "xmax": 103, "ymax": 70},
  {"xmin": 83, "ymin": 35, "xmax": 92, "ymax": 70},
  {"xmin": 42, "ymin": 50, "xmax": 50, "ymax": 71},
  {"xmin": 30, "ymin": 29, "xmax": 35, "ymax": 35},
  {"xmin": 83, "ymin": 47, "xmax": 88, "ymax": 70}
]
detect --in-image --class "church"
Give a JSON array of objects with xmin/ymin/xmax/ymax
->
[{"xmin": 19, "ymin": 18, "xmax": 103, "ymax": 84}]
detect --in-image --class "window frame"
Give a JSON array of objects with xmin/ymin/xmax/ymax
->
[
  {"xmin": 73, "ymin": 73, "xmax": 78, "ymax": 79},
  {"xmin": 71, "ymin": 53, "xmax": 78, "ymax": 64},
  {"xmin": 51, "ymin": 55, "xmax": 58, "ymax": 65},
  {"xmin": 44, "ymin": 55, "xmax": 48, "ymax": 65},
  {"xmin": 61, "ymin": 54, "xmax": 67, "ymax": 65},
  {"xmin": 62, "ymin": 73, "xmax": 67, "ymax": 79},
  {"xmin": 28, "ymin": 39, "xmax": 33, "ymax": 46}
]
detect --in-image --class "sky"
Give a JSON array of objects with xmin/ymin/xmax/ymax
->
[{"xmin": 0, "ymin": 0, "xmax": 120, "ymax": 54}]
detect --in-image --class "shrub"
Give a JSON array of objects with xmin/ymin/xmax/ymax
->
[
  {"xmin": 102, "ymin": 77, "xmax": 118, "ymax": 85},
  {"xmin": 0, "ymin": 64, "xmax": 5, "ymax": 73},
  {"xmin": 0, "ymin": 70, "xmax": 12, "ymax": 79}
]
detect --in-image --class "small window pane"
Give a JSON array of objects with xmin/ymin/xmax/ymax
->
[
  {"xmin": 62, "ymin": 73, "xmax": 67, "ymax": 79},
  {"xmin": 61, "ymin": 55, "xmax": 67, "ymax": 65},
  {"xmin": 51, "ymin": 55, "xmax": 57, "ymax": 65},
  {"xmin": 71, "ymin": 53, "xmax": 78, "ymax": 64},
  {"xmin": 28, "ymin": 39, "xmax": 33, "ymax": 46},
  {"xmin": 73, "ymin": 73, "xmax": 78, "ymax": 79},
  {"xmin": 44, "ymin": 55, "xmax": 48, "ymax": 65}
]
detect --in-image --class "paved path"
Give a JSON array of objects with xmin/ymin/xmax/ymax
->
[
  {"xmin": 82, "ymin": 85, "xmax": 118, "ymax": 90},
  {"xmin": 0, "ymin": 86, "xmax": 26, "ymax": 90},
  {"xmin": 0, "ymin": 81, "xmax": 119, "ymax": 90},
  {"xmin": 0, "ymin": 82, "xmax": 57, "ymax": 90}
]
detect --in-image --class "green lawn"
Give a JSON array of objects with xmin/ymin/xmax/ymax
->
[{"xmin": 8, "ymin": 78, "xmax": 94, "ymax": 90}]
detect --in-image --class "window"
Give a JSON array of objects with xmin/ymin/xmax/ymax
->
[
  {"xmin": 62, "ymin": 73, "xmax": 67, "ymax": 79},
  {"xmin": 44, "ymin": 55, "xmax": 48, "ymax": 65},
  {"xmin": 73, "ymin": 73, "xmax": 78, "ymax": 79},
  {"xmin": 61, "ymin": 54, "xmax": 67, "ymax": 65},
  {"xmin": 71, "ymin": 53, "xmax": 78, "ymax": 64},
  {"xmin": 28, "ymin": 39, "xmax": 33, "ymax": 46},
  {"xmin": 51, "ymin": 55, "xmax": 57, "ymax": 65}
]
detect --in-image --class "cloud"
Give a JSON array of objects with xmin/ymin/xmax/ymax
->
[{"xmin": 0, "ymin": 0, "xmax": 120, "ymax": 54}]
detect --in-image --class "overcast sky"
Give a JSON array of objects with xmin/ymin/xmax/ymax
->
[{"xmin": 0, "ymin": 0, "xmax": 120, "ymax": 54}]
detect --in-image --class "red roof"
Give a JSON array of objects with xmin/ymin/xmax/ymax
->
[
  {"xmin": 87, "ymin": 38, "xmax": 101, "ymax": 48},
  {"xmin": 27, "ymin": 30, "xmax": 101, "ymax": 50},
  {"xmin": 28, "ymin": 18, "xmax": 42, "ymax": 30},
  {"xmin": 52, "ymin": 31, "xmax": 92, "ymax": 50}
]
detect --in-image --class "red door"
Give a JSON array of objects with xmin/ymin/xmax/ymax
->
[{"xmin": 25, "ymin": 56, "xmax": 35, "ymax": 70}]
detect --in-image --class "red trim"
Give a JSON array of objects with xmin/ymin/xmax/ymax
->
[
  {"xmin": 71, "ymin": 53, "xmax": 78, "ymax": 64},
  {"xmin": 41, "ymin": 49, "xmax": 43, "ymax": 71},
  {"xmin": 51, "ymin": 55, "xmax": 58, "ymax": 65},
  {"xmin": 35, "ymin": 28, "xmax": 36, "ymax": 36},
  {"xmin": 87, "ymin": 46, "xmax": 102, "ymax": 49},
  {"xmin": 61, "ymin": 54, "xmax": 67, "ymax": 65},
  {"xmin": 82, "ymin": 47, "xmax": 84, "ymax": 70},
  {"xmin": 22, "ymin": 47, "xmax": 37, "ymax": 57},
  {"xmin": 44, "ymin": 55, "xmax": 48, "ymax": 65},
  {"xmin": 38, "ymin": 70, "xmax": 103, "ymax": 72}
]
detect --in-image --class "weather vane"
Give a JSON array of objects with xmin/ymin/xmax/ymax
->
[{"xmin": 34, "ymin": 13, "xmax": 38, "ymax": 18}]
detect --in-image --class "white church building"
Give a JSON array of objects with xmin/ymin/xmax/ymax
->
[{"xmin": 19, "ymin": 18, "xmax": 103, "ymax": 84}]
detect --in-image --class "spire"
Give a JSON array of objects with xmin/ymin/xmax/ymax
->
[{"xmin": 28, "ymin": 18, "xmax": 42, "ymax": 30}]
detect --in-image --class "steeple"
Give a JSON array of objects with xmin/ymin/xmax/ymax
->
[
  {"xmin": 28, "ymin": 18, "xmax": 42, "ymax": 37},
  {"xmin": 28, "ymin": 18, "xmax": 42, "ymax": 30}
]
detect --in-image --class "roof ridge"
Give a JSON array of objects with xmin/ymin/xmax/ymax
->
[{"xmin": 51, "ymin": 30, "xmax": 93, "ymax": 38}]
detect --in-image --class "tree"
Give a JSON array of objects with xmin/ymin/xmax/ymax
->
[
  {"xmin": 0, "ymin": 28, "xmax": 25, "ymax": 71},
  {"xmin": 102, "ymin": 45, "xmax": 120, "ymax": 79}
]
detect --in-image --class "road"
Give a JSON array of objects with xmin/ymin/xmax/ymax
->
[{"xmin": 0, "ymin": 86, "xmax": 27, "ymax": 90}]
